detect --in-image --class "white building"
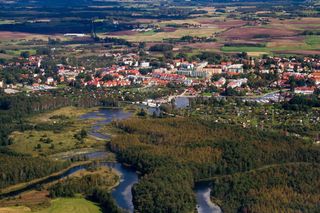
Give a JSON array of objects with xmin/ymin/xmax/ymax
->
[
  {"xmin": 225, "ymin": 64, "xmax": 244, "ymax": 73},
  {"xmin": 140, "ymin": 61, "xmax": 150, "ymax": 68},
  {"xmin": 227, "ymin": 78, "xmax": 248, "ymax": 88}
]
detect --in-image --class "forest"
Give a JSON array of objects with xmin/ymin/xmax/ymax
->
[
  {"xmin": 49, "ymin": 169, "xmax": 122, "ymax": 213},
  {"xmin": 0, "ymin": 148, "xmax": 69, "ymax": 190},
  {"xmin": 0, "ymin": 92, "xmax": 104, "ymax": 191},
  {"xmin": 109, "ymin": 117, "xmax": 320, "ymax": 212},
  {"xmin": 211, "ymin": 163, "xmax": 320, "ymax": 212}
]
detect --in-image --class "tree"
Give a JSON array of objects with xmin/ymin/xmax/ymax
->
[
  {"xmin": 102, "ymin": 74, "xmax": 114, "ymax": 81},
  {"xmin": 20, "ymin": 51, "xmax": 30, "ymax": 58},
  {"xmin": 137, "ymin": 108, "xmax": 147, "ymax": 117}
]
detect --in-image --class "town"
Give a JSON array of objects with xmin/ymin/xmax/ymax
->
[
  {"xmin": 1, "ymin": 48, "xmax": 320, "ymax": 105},
  {"xmin": 0, "ymin": 1, "xmax": 319, "ymax": 213}
]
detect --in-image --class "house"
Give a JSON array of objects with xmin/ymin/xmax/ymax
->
[
  {"xmin": 204, "ymin": 65, "xmax": 223, "ymax": 74},
  {"xmin": 225, "ymin": 64, "xmax": 244, "ymax": 74},
  {"xmin": 46, "ymin": 77, "xmax": 54, "ymax": 85},
  {"xmin": 196, "ymin": 65, "xmax": 222, "ymax": 78},
  {"xmin": 212, "ymin": 77, "xmax": 226, "ymax": 88},
  {"xmin": 227, "ymin": 78, "xmax": 248, "ymax": 89},
  {"xmin": 180, "ymin": 63, "xmax": 194, "ymax": 70},
  {"xmin": 152, "ymin": 72, "xmax": 186, "ymax": 82},
  {"xmin": 311, "ymin": 72, "xmax": 320, "ymax": 85},
  {"xmin": 294, "ymin": 86, "xmax": 315, "ymax": 95},
  {"xmin": 4, "ymin": 88, "xmax": 20, "ymax": 94},
  {"xmin": 0, "ymin": 80, "xmax": 4, "ymax": 88},
  {"xmin": 140, "ymin": 61, "xmax": 150, "ymax": 68}
]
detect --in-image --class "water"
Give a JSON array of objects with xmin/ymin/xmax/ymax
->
[
  {"xmin": 1, "ymin": 108, "xmax": 221, "ymax": 213},
  {"xmin": 81, "ymin": 108, "xmax": 138, "ymax": 212},
  {"xmin": 80, "ymin": 108, "xmax": 131, "ymax": 139},
  {"xmin": 81, "ymin": 108, "xmax": 221, "ymax": 213},
  {"xmin": 196, "ymin": 183, "xmax": 222, "ymax": 213},
  {"xmin": 102, "ymin": 162, "xmax": 138, "ymax": 212},
  {"xmin": 0, "ymin": 165, "xmax": 88, "ymax": 198},
  {"xmin": 175, "ymin": 97, "xmax": 190, "ymax": 109}
]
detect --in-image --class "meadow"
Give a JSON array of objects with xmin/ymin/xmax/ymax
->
[
  {"xmin": 0, "ymin": 198, "xmax": 102, "ymax": 213},
  {"xmin": 8, "ymin": 107, "xmax": 102, "ymax": 156}
]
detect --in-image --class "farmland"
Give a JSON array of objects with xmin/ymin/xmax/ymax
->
[{"xmin": 104, "ymin": 16, "xmax": 320, "ymax": 55}]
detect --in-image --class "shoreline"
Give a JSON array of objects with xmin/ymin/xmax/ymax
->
[{"xmin": 0, "ymin": 160, "xmax": 91, "ymax": 197}]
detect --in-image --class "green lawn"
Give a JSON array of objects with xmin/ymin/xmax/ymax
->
[{"xmin": 36, "ymin": 198, "xmax": 101, "ymax": 213}]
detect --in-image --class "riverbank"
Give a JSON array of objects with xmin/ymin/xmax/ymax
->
[
  {"xmin": 0, "ymin": 161, "xmax": 91, "ymax": 197},
  {"xmin": 1, "ymin": 106, "xmax": 223, "ymax": 213},
  {"xmin": 8, "ymin": 106, "xmax": 104, "ymax": 157},
  {"xmin": 0, "ymin": 107, "xmax": 136, "ymax": 213},
  {"xmin": 0, "ymin": 163, "xmax": 121, "ymax": 211}
]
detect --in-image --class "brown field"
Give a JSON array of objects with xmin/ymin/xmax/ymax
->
[
  {"xmin": 271, "ymin": 17, "xmax": 320, "ymax": 30},
  {"xmin": 221, "ymin": 26, "xmax": 298, "ymax": 40},
  {"xmin": 162, "ymin": 27, "xmax": 177, "ymax": 32},
  {"xmin": 267, "ymin": 37, "xmax": 305, "ymax": 48},
  {"xmin": 134, "ymin": 18, "xmax": 155, "ymax": 23},
  {"xmin": 0, "ymin": 31, "xmax": 64, "ymax": 41},
  {"xmin": 0, "ymin": 206, "xmax": 31, "ymax": 213},
  {"xmin": 0, "ymin": 31, "xmax": 34, "ymax": 40},
  {"xmin": 107, "ymin": 30, "xmax": 137, "ymax": 36},
  {"xmin": 198, "ymin": 19, "xmax": 246, "ymax": 28},
  {"xmin": 274, "ymin": 50, "xmax": 320, "ymax": 55},
  {"xmin": 0, "ymin": 190, "xmax": 50, "ymax": 209}
]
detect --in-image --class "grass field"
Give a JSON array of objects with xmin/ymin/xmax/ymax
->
[
  {"xmin": 0, "ymin": 198, "xmax": 102, "ymax": 213},
  {"xmin": 0, "ymin": 166, "xmax": 119, "ymax": 211},
  {"xmin": 0, "ymin": 20, "xmax": 16, "ymax": 25},
  {"xmin": 106, "ymin": 27, "xmax": 220, "ymax": 42},
  {"xmin": 36, "ymin": 198, "xmax": 101, "ymax": 213},
  {"xmin": 305, "ymin": 35, "xmax": 320, "ymax": 46},
  {"xmin": 8, "ymin": 107, "xmax": 102, "ymax": 156},
  {"xmin": 6, "ymin": 49, "xmax": 37, "ymax": 56}
]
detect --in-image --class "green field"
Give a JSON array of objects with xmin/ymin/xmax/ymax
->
[
  {"xmin": 6, "ymin": 49, "xmax": 37, "ymax": 56},
  {"xmin": 0, "ymin": 20, "xmax": 16, "ymax": 25},
  {"xmin": 305, "ymin": 35, "xmax": 320, "ymax": 46},
  {"xmin": 8, "ymin": 107, "xmax": 101, "ymax": 156},
  {"xmin": 0, "ymin": 198, "xmax": 102, "ymax": 213},
  {"xmin": 36, "ymin": 198, "xmax": 101, "ymax": 213}
]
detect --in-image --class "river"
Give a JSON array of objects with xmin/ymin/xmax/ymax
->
[
  {"xmin": 81, "ymin": 108, "xmax": 221, "ymax": 213},
  {"xmin": 1, "ymin": 107, "xmax": 221, "ymax": 213}
]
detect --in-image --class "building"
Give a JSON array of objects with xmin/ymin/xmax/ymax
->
[
  {"xmin": 140, "ymin": 61, "xmax": 150, "ymax": 68},
  {"xmin": 204, "ymin": 65, "xmax": 223, "ymax": 75},
  {"xmin": 294, "ymin": 86, "xmax": 315, "ymax": 95},
  {"xmin": 212, "ymin": 77, "xmax": 226, "ymax": 88},
  {"xmin": 311, "ymin": 72, "xmax": 320, "ymax": 85},
  {"xmin": 225, "ymin": 64, "xmax": 244, "ymax": 74},
  {"xmin": 227, "ymin": 78, "xmax": 248, "ymax": 88},
  {"xmin": 46, "ymin": 77, "xmax": 54, "ymax": 85}
]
